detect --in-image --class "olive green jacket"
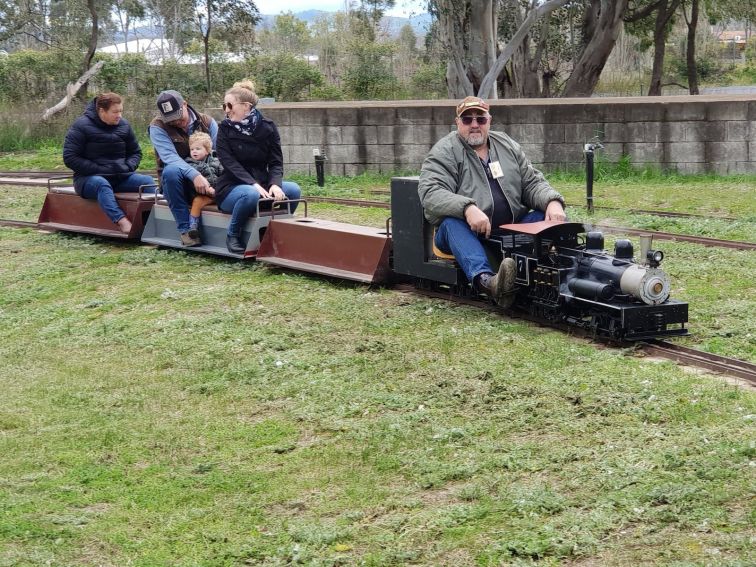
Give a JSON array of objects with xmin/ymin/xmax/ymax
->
[{"xmin": 418, "ymin": 130, "xmax": 564, "ymax": 226}]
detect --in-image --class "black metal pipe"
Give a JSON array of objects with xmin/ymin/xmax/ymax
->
[
  {"xmin": 585, "ymin": 145, "xmax": 594, "ymax": 214},
  {"xmin": 315, "ymin": 155, "xmax": 325, "ymax": 187}
]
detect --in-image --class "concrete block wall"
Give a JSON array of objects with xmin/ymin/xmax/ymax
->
[{"xmin": 211, "ymin": 95, "xmax": 756, "ymax": 176}]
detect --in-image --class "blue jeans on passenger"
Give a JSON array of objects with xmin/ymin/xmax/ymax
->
[
  {"xmin": 80, "ymin": 173, "xmax": 156, "ymax": 223},
  {"xmin": 161, "ymin": 165, "xmax": 200, "ymax": 233},
  {"xmin": 218, "ymin": 181, "xmax": 301, "ymax": 237},
  {"xmin": 434, "ymin": 210, "xmax": 546, "ymax": 283}
]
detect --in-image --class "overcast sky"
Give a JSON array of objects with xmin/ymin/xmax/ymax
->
[{"xmin": 253, "ymin": 0, "xmax": 427, "ymax": 18}]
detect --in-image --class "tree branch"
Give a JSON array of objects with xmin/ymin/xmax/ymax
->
[
  {"xmin": 41, "ymin": 62, "xmax": 105, "ymax": 122},
  {"xmin": 478, "ymin": 0, "xmax": 570, "ymax": 98},
  {"xmin": 624, "ymin": 0, "xmax": 664, "ymax": 23}
]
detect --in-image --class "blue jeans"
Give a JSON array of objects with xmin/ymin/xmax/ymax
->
[
  {"xmin": 161, "ymin": 165, "xmax": 200, "ymax": 233},
  {"xmin": 218, "ymin": 181, "xmax": 301, "ymax": 237},
  {"xmin": 80, "ymin": 173, "xmax": 156, "ymax": 223},
  {"xmin": 434, "ymin": 210, "xmax": 546, "ymax": 283}
]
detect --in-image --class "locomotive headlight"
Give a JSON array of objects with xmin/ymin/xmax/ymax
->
[
  {"xmin": 647, "ymin": 249, "xmax": 664, "ymax": 267},
  {"xmin": 620, "ymin": 266, "xmax": 671, "ymax": 305}
]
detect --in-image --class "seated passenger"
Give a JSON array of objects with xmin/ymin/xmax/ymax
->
[
  {"xmin": 418, "ymin": 95, "xmax": 566, "ymax": 307},
  {"xmin": 215, "ymin": 79, "xmax": 301, "ymax": 255},
  {"xmin": 184, "ymin": 132, "xmax": 222, "ymax": 232},
  {"xmin": 62, "ymin": 92, "xmax": 155, "ymax": 233},
  {"xmin": 148, "ymin": 89, "xmax": 218, "ymax": 247}
]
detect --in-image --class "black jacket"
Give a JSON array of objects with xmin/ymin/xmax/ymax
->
[
  {"xmin": 63, "ymin": 98, "xmax": 142, "ymax": 194},
  {"xmin": 214, "ymin": 113, "xmax": 284, "ymax": 206}
]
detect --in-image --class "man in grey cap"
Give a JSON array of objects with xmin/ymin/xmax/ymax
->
[
  {"xmin": 419, "ymin": 95, "xmax": 566, "ymax": 307},
  {"xmin": 148, "ymin": 90, "xmax": 218, "ymax": 246}
]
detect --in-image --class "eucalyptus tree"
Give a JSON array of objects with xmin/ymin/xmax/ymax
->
[
  {"xmin": 257, "ymin": 11, "xmax": 311, "ymax": 55},
  {"xmin": 560, "ymin": 0, "xmax": 630, "ymax": 96},
  {"xmin": 430, "ymin": 0, "xmax": 572, "ymax": 98},
  {"xmin": 112, "ymin": 0, "xmax": 146, "ymax": 51},
  {"xmin": 625, "ymin": 0, "xmax": 683, "ymax": 96},
  {"xmin": 192, "ymin": 0, "xmax": 260, "ymax": 93}
]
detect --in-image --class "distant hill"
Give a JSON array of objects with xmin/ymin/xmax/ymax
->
[
  {"xmin": 112, "ymin": 10, "xmax": 432, "ymax": 45},
  {"xmin": 258, "ymin": 10, "xmax": 432, "ymax": 37}
]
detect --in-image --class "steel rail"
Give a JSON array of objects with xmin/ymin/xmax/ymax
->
[
  {"xmin": 641, "ymin": 340, "xmax": 756, "ymax": 385},
  {"xmin": 307, "ymin": 197, "xmax": 756, "ymax": 251},
  {"xmin": 368, "ymin": 188, "xmax": 739, "ymax": 220},
  {"xmin": 0, "ymin": 218, "xmax": 39, "ymax": 229},
  {"xmin": 6, "ymin": 186, "xmax": 751, "ymax": 250},
  {"xmin": 307, "ymin": 196, "xmax": 390, "ymax": 208},
  {"xmin": 595, "ymin": 225, "xmax": 756, "ymax": 250},
  {"xmin": 0, "ymin": 172, "xmax": 748, "ymax": 222}
]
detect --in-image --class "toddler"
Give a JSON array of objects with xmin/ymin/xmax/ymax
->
[{"xmin": 185, "ymin": 132, "xmax": 223, "ymax": 230}]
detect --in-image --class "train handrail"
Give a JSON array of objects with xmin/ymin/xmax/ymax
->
[
  {"xmin": 257, "ymin": 198, "xmax": 308, "ymax": 219},
  {"xmin": 47, "ymin": 175, "xmax": 73, "ymax": 192},
  {"xmin": 138, "ymin": 181, "xmax": 160, "ymax": 200}
]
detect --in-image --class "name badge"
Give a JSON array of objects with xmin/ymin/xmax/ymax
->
[{"xmin": 488, "ymin": 160, "xmax": 504, "ymax": 178}]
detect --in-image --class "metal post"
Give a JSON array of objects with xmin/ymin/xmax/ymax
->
[
  {"xmin": 584, "ymin": 143, "xmax": 595, "ymax": 214},
  {"xmin": 313, "ymin": 148, "xmax": 326, "ymax": 187}
]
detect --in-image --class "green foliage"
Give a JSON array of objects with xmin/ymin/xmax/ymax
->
[
  {"xmin": 409, "ymin": 62, "xmax": 447, "ymax": 99},
  {"xmin": 257, "ymin": 12, "xmax": 312, "ymax": 55},
  {"xmin": 91, "ymin": 53, "xmax": 152, "ymax": 95},
  {"xmin": 343, "ymin": 41, "xmax": 399, "ymax": 100},
  {"xmin": 309, "ymin": 83, "xmax": 346, "ymax": 101},
  {"xmin": 0, "ymin": 50, "xmax": 82, "ymax": 102},
  {"xmin": 252, "ymin": 53, "xmax": 325, "ymax": 102}
]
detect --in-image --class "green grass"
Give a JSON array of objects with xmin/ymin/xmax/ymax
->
[{"xmin": 0, "ymin": 226, "xmax": 754, "ymax": 566}]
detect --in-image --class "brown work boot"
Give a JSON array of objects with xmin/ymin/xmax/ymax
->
[
  {"xmin": 483, "ymin": 257, "xmax": 517, "ymax": 308},
  {"xmin": 179, "ymin": 231, "xmax": 201, "ymax": 247}
]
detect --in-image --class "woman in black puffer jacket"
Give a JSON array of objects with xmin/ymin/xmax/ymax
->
[
  {"xmin": 63, "ymin": 92, "xmax": 154, "ymax": 233},
  {"xmin": 214, "ymin": 80, "xmax": 301, "ymax": 254}
]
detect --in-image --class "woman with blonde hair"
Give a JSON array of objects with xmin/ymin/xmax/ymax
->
[{"xmin": 214, "ymin": 79, "xmax": 301, "ymax": 254}]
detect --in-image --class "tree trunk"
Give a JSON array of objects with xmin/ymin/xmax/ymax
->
[
  {"xmin": 203, "ymin": 0, "xmax": 212, "ymax": 94},
  {"xmin": 648, "ymin": 0, "xmax": 669, "ymax": 95},
  {"xmin": 477, "ymin": 0, "xmax": 570, "ymax": 99},
  {"xmin": 466, "ymin": 0, "xmax": 497, "ymax": 94},
  {"xmin": 562, "ymin": 0, "xmax": 630, "ymax": 98},
  {"xmin": 647, "ymin": 0, "xmax": 682, "ymax": 96},
  {"xmin": 685, "ymin": 0, "xmax": 700, "ymax": 95},
  {"xmin": 82, "ymin": 0, "xmax": 99, "ymax": 99},
  {"xmin": 436, "ymin": 0, "xmax": 476, "ymax": 98}
]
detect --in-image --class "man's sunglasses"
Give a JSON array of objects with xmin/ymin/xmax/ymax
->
[{"xmin": 460, "ymin": 115, "xmax": 489, "ymax": 125}]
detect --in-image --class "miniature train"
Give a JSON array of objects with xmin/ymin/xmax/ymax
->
[{"xmin": 36, "ymin": 175, "xmax": 688, "ymax": 341}]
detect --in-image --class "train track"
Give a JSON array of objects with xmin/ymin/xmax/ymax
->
[
  {"xmin": 306, "ymin": 196, "xmax": 756, "ymax": 251},
  {"xmin": 2, "ymin": 184, "xmax": 755, "ymax": 250},
  {"xmin": 641, "ymin": 340, "xmax": 756, "ymax": 384},
  {"xmin": 0, "ymin": 218, "xmax": 38, "ymax": 229},
  {"xmin": 0, "ymin": 172, "xmax": 743, "ymax": 221},
  {"xmin": 368, "ymin": 188, "xmax": 738, "ymax": 221},
  {"xmin": 2, "ymin": 216, "xmax": 754, "ymax": 385}
]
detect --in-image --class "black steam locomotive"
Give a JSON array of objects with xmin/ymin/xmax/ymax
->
[{"xmin": 390, "ymin": 177, "xmax": 688, "ymax": 340}]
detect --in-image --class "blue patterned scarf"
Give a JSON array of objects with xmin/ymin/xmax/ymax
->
[{"xmin": 224, "ymin": 107, "xmax": 260, "ymax": 136}]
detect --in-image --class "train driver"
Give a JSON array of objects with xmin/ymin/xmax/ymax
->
[{"xmin": 418, "ymin": 96, "xmax": 566, "ymax": 308}]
